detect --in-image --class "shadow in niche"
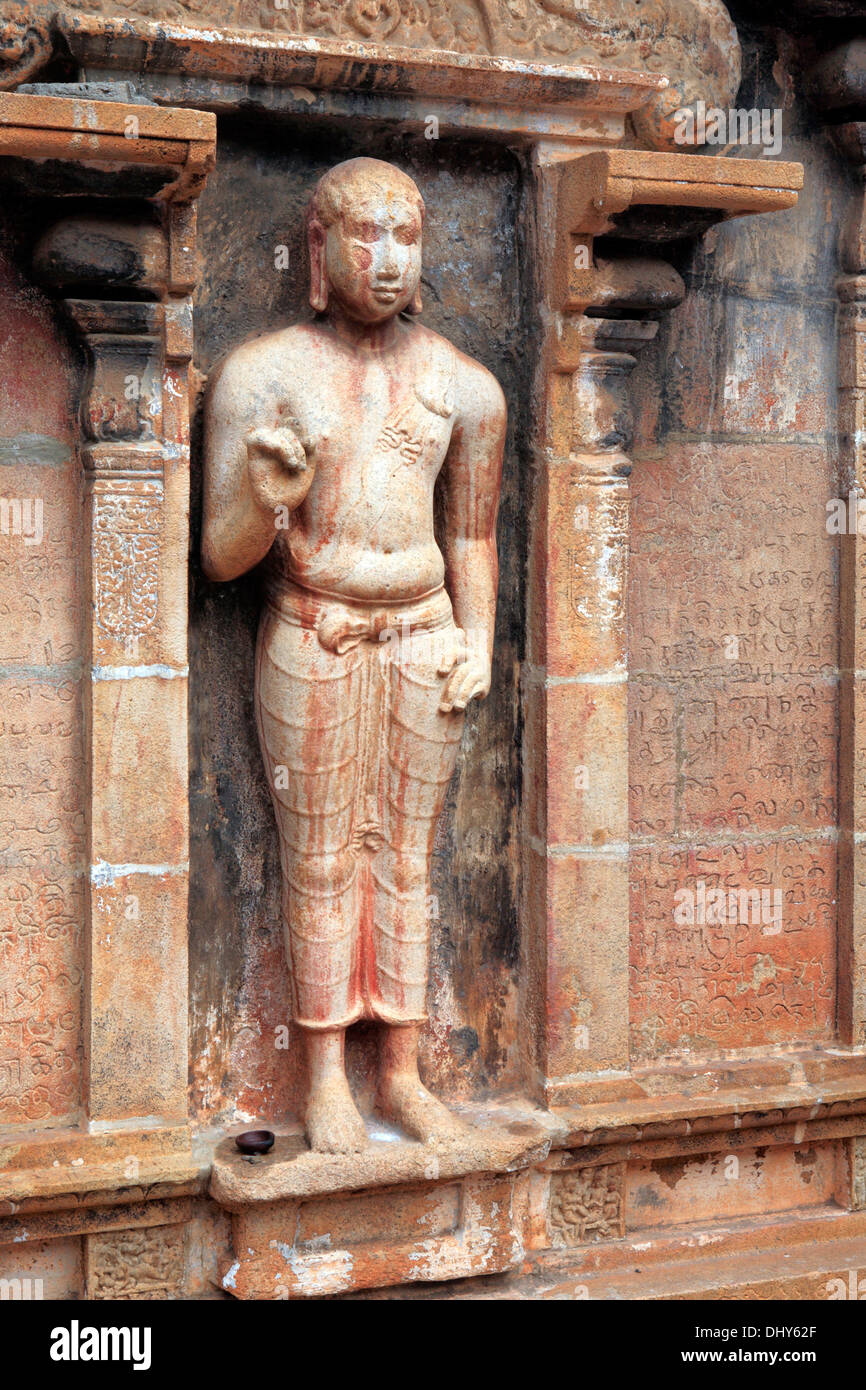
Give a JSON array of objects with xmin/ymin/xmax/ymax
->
[{"xmin": 188, "ymin": 115, "xmax": 532, "ymax": 1134}]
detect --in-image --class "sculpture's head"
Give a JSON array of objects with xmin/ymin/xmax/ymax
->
[{"xmin": 307, "ymin": 157, "xmax": 424, "ymax": 322}]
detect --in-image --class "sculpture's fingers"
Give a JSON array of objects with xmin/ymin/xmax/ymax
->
[
  {"xmin": 436, "ymin": 628, "xmax": 468, "ymax": 676},
  {"xmin": 439, "ymin": 664, "xmax": 480, "ymax": 712},
  {"xmin": 449, "ymin": 671, "xmax": 486, "ymax": 711},
  {"xmin": 436, "ymin": 648, "xmax": 460, "ymax": 677},
  {"xmin": 247, "ymin": 426, "xmax": 307, "ymax": 473},
  {"xmin": 279, "ymin": 431, "xmax": 309, "ymax": 474},
  {"xmin": 438, "ymin": 665, "xmax": 464, "ymax": 711},
  {"xmin": 279, "ymin": 413, "xmax": 313, "ymax": 454}
]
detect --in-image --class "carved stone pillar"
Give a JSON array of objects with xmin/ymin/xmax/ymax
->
[
  {"xmin": 523, "ymin": 146, "xmax": 803, "ymax": 1104},
  {"xmin": 38, "ymin": 219, "xmax": 203, "ymax": 1131},
  {"xmin": 0, "ymin": 90, "xmax": 214, "ymax": 1164},
  {"xmin": 523, "ymin": 285, "xmax": 645, "ymax": 1092}
]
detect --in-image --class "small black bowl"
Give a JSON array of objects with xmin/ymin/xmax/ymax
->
[{"xmin": 235, "ymin": 1129, "xmax": 275, "ymax": 1155}]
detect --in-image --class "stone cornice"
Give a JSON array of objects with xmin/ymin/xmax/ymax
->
[
  {"xmin": 59, "ymin": 15, "xmax": 666, "ymax": 114},
  {"xmin": 0, "ymin": 1, "xmax": 742, "ymax": 149}
]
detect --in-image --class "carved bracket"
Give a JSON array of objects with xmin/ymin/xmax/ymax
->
[
  {"xmin": 0, "ymin": 89, "xmax": 215, "ymax": 200},
  {"xmin": 552, "ymin": 149, "xmax": 803, "ymax": 311}
]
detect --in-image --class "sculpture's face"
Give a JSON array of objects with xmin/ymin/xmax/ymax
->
[{"xmin": 324, "ymin": 184, "xmax": 422, "ymax": 324}]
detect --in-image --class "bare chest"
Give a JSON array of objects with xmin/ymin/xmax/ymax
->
[{"xmin": 281, "ymin": 345, "xmax": 457, "ymax": 489}]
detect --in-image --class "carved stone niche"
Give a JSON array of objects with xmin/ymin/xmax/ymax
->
[{"xmin": 0, "ymin": 89, "xmax": 214, "ymax": 1297}]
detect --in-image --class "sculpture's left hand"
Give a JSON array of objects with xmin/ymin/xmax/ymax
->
[{"xmin": 438, "ymin": 635, "xmax": 491, "ymax": 713}]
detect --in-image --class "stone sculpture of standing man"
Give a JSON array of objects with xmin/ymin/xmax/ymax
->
[{"xmin": 202, "ymin": 158, "xmax": 506, "ymax": 1153}]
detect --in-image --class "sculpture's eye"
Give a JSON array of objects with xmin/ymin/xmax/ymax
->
[
  {"xmin": 394, "ymin": 222, "xmax": 420, "ymax": 246},
  {"xmin": 350, "ymin": 220, "xmax": 381, "ymax": 242}
]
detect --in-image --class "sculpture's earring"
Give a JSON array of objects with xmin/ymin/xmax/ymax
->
[{"xmin": 308, "ymin": 222, "xmax": 328, "ymax": 313}]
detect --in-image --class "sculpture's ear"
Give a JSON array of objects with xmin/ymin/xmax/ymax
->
[
  {"xmin": 308, "ymin": 219, "xmax": 328, "ymax": 313},
  {"xmin": 406, "ymin": 278, "xmax": 423, "ymax": 316}
]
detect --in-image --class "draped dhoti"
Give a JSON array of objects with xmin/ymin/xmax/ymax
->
[{"xmin": 255, "ymin": 577, "xmax": 465, "ymax": 1030}]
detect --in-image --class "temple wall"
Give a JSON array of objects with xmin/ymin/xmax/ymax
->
[
  {"xmin": 629, "ymin": 15, "xmax": 849, "ymax": 1060},
  {"xmin": 1, "ymin": 0, "xmax": 865, "ymax": 1307},
  {"xmin": 0, "ymin": 239, "xmax": 84, "ymax": 1132}
]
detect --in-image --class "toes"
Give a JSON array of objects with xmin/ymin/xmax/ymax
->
[
  {"xmin": 308, "ymin": 1125, "xmax": 366, "ymax": 1155},
  {"xmin": 378, "ymin": 1078, "xmax": 463, "ymax": 1144},
  {"xmin": 305, "ymin": 1090, "xmax": 368, "ymax": 1154}
]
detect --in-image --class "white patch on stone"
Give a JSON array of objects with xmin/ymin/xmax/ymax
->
[
  {"xmin": 275, "ymin": 1244, "xmax": 354, "ymax": 1295},
  {"xmin": 91, "ymin": 860, "xmax": 188, "ymax": 887},
  {"xmin": 92, "ymin": 664, "xmax": 189, "ymax": 681},
  {"xmin": 366, "ymin": 1120, "xmax": 403, "ymax": 1143}
]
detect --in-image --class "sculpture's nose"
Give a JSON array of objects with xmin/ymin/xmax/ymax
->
[{"xmin": 378, "ymin": 232, "xmax": 400, "ymax": 279}]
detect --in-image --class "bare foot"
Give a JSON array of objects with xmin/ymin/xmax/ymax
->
[
  {"xmin": 305, "ymin": 1072, "xmax": 367, "ymax": 1154},
  {"xmin": 378, "ymin": 1072, "xmax": 466, "ymax": 1146}
]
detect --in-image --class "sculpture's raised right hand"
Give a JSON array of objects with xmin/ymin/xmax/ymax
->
[{"xmin": 246, "ymin": 425, "xmax": 314, "ymax": 515}]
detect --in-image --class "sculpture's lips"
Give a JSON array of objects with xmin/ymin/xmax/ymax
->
[{"xmin": 372, "ymin": 285, "xmax": 402, "ymax": 301}]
